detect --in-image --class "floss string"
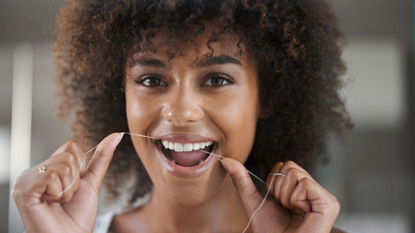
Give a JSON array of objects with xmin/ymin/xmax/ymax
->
[{"xmin": 53, "ymin": 132, "xmax": 285, "ymax": 232}]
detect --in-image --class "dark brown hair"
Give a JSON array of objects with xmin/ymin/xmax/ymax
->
[{"xmin": 54, "ymin": 0, "xmax": 352, "ymax": 204}]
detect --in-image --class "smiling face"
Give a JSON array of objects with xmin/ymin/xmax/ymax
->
[{"xmin": 125, "ymin": 31, "xmax": 260, "ymax": 207}]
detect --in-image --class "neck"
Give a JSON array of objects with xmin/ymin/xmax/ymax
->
[{"xmin": 145, "ymin": 174, "xmax": 250, "ymax": 233}]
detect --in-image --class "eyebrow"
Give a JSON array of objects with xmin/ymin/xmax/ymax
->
[
  {"xmin": 132, "ymin": 58, "xmax": 167, "ymax": 68},
  {"xmin": 196, "ymin": 55, "xmax": 243, "ymax": 68},
  {"xmin": 131, "ymin": 55, "xmax": 243, "ymax": 68}
]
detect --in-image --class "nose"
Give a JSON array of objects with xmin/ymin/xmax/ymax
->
[{"xmin": 161, "ymin": 86, "xmax": 204, "ymax": 126}]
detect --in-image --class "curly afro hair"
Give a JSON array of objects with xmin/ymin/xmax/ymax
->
[{"xmin": 54, "ymin": 0, "xmax": 353, "ymax": 204}]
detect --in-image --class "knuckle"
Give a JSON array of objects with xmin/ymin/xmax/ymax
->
[
  {"xmin": 20, "ymin": 168, "xmax": 31, "ymax": 176},
  {"xmin": 271, "ymin": 162, "xmax": 284, "ymax": 172},
  {"xmin": 63, "ymin": 152, "xmax": 76, "ymax": 163},
  {"xmin": 11, "ymin": 189, "xmax": 18, "ymax": 200},
  {"xmin": 236, "ymin": 171, "xmax": 251, "ymax": 183},
  {"xmin": 298, "ymin": 177, "xmax": 312, "ymax": 187},
  {"xmin": 280, "ymin": 161, "xmax": 295, "ymax": 173},
  {"xmin": 61, "ymin": 163, "xmax": 73, "ymax": 175},
  {"xmin": 333, "ymin": 200, "xmax": 341, "ymax": 211},
  {"xmin": 329, "ymin": 194, "xmax": 341, "ymax": 210},
  {"xmin": 13, "ymin": 176, "xmax": 22, "ymax": 186},
  {"xmin": 67, "ymin": 140, "xmax": 80, "ymax": 150},
  {"xmin": 62, "ymin": 155, "xmax": 77, "ymax": 169},
  {"xmin": 45, "ymin": 170, "xmax": 58, "ymax": 181},
  {"xmin": 94, "ymin": 147, "xmax": 108, "ymax": 159},
  {"xmin": 286, "ymin": 167, "xmax": 299, "ymax": 176},
  {"xmin": 335, "ymin": 202, "xmax": 341, "ymax": 213},
  {"xmin": 11, "ymin": 182, "xmax": 22, "ymax": 200},
  {"xmin": 326, "ymin": 198, "xmax": 341, "ymax": 214},
  {"xmin": 283, "ymin": 160, "xmax": 296, "ymax": 168}
]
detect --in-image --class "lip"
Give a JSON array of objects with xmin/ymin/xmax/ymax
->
[{"xmin": 155, "ymin": 133, "xmax": 218, "ymax": 178}]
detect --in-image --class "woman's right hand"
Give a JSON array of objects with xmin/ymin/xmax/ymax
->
[{"xmin": 12, "ymin": 133, "xmax": 123, "ymax": 233}]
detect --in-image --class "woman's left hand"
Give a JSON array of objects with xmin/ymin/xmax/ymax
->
[{"xmin": 220, "ymin": 158, "xmax": 340, "ymax": 233}]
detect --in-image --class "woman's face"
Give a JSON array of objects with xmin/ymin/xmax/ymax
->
[{"xmin": 125, "ymin": 31, "xmax": 260, "ymax": 206}]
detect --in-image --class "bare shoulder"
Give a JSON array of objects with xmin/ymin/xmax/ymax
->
[{"xmin": 331, "ymin": 227, "xmax": 346, "ymax": 233}]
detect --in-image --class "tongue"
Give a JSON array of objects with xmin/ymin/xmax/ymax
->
[{"xmin": 171, "ymin": 150, "xmax": 207, "ymax": 167}]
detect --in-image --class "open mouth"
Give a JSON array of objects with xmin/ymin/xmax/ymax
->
[{"xmin": 158, "ymin": 140, "xmax": 216, "ymax": 167}]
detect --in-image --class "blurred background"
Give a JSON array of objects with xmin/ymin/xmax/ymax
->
[{"xmin": 0, "ymin": 0, "xmax": 413, "ymax": 232}]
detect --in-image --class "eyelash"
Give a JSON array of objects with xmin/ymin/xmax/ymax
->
[
  {"xmin": 135, "ymin": 75, "xmax": 167, "ymax": 87},
  {"xmin": 202, "ymin": 73, "xmax": 234, "ymax": 87},
  {"xmin": 134, "ymin": 73, "xmax": 234, "ymax": 88}
]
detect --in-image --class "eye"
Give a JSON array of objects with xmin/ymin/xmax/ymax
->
[
  {"xmin": 203, "ymin": 74, "xmax": 233, "ymax": 87},
  {"xmin": 136, "ymin": 75, "xmax": 167, "ymax": 87}
]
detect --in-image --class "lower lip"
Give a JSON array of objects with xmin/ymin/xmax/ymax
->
[{"xmin": 156, "ymin": 142, "xmax": 217, "ymax": 178}]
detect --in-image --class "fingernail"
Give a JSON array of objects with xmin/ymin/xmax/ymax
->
[{"xmin": 115, "ymin": 132, "xmax": 124, "ymax": 146}]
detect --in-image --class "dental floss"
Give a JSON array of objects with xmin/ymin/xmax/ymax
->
[
  {"xmin": 198, "ymin": 150, "xmax": 224, "ymax": 160},
  {"xmin": 55, "ymin": 145, "xmax": 98, "ymax": 197},
  {"xmin": 51, "ymin": 132, "xmax": 286, "ymax": 232},
  {"xmin": 242, "ymin": 173, "xmax": 285, "ymax": 233},
  {"xmin": 123, "ymin": 132, "xmax": 161, "ymax": 140}
]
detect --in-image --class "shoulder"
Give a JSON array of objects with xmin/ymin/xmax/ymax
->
[{"xmin": 331, "ymin": 227, "xmax": 346, "ymax": 233}]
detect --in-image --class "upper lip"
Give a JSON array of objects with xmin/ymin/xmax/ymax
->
[{"xmin": 157, "ymin": 133, "xmax": 216, "ymax": 144}]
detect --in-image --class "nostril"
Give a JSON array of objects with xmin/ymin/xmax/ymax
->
[{"xmin": 161, "ymin": 96, "xmax": 204, "ymax": 125}]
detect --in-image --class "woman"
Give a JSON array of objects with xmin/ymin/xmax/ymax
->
[{"xmin": 13, "ymin": 0, "xmax": 352, "ymax": 232}]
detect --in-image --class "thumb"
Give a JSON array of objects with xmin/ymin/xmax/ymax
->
[
  {"xmin": 220, "ymin": 158, "xmax": 263, "ymax": 215},
  {"xmin": 82, "ymin": 132, "xmax": 124, "ymax": 191}
]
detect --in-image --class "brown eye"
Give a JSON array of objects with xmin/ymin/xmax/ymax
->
[
  {"xmin": 136, "ymin": 76, "xmax": 166, "ymax": 87},
  {"xmin": 210, "ymin": 78, "xmax": 225, "ymax": 86},
  {"xmin": 203, "ymin": 74, "xmax": 233, "ymax": 87}
]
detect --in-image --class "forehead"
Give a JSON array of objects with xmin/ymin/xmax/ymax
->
[{"xmin": 128, "ymin": 30, "xmax": 253, "ymax": 69}]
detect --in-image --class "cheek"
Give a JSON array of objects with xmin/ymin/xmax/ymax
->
[
  {"xmin": 125, "ymin": 89, "xmax": 160, "ymax": 133},
  {"xmin": 125, "ymin": 88, "xmax": 163, "ymax": 177},
  {"xmin": 125, "ymin": 89, "xmax": 161, "ymax": 161},
  {"xmin": 208, "ymin": 87, "xmax": 259, "ymax": 163}
]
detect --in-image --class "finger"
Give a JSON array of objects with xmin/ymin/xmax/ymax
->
[
  {"xmin": 290, "ymin": 178, "xmax": 339, "ymax": 215},
  {"xmin": 220, "ymin": 158, "xmax": 263, "ymax": 215},
  {"xmin": 63, "ymin": 141, "xmax": 88, "ymax": 176},
  {"xmin": 280, "ymin": 161, "xmax": 309, "ymax": 174},
  {"xmin": 266, "ymin": 162, "xmax": 284, "ymax": 197},
  {"xmin": 16, "ymin": 161, "xmax": 79, "ymax": 204},
  {"xmin": 40, "ymin": 163, "xmax": 80, "ymax": 203},
  {"xmin": 271, "ymin": 161, "xmax": 311, "ymax": 201},
  {"xmin": 290, "ymin": 178, "xmax": 340, "ymax": 232},
  {"xmin": 279, "ymin": 167, "xmax": 310, "ymax": 212},
  {"xmin": 14, "ymin": 166, "xmax": 61, "ymax": 200},
  {"xmin": 23, "ymin": 152, "xmax": 79, "ymax": 179},
  {"xmin": 82, "ymin": 133, "xmax": 124, "ymax": 192},
  {"xmin": 40, "ymin": 171, "xmax": 63, "ymax": 202},
  {"xmin": 52, "ymin": 139, "xmax": 80, "ymax": 156},
  {"xmin": 51, "ymin": 140, "xmax": 87, "ymax": 176}
]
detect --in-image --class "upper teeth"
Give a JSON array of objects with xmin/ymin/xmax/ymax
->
[{"xmin": 162, "ymin": 141, "xmax": 213, "ymax": 152}]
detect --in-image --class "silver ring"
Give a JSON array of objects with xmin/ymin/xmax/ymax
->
[{"xmin": 38, "ymin": 165, "xmax": 47, "ymax": 174}]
